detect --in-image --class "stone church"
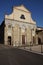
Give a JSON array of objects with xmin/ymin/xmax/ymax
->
[
  {"xmin": 4, "ymin": 5, "xmax": 37, "ymax": 46},
  {"xmin": 2, "ymin": 5, "xmax": 43, "ymax": 46}
]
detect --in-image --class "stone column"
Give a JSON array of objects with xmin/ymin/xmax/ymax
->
[
  {"xmin": 13, "ymin": 24, "xmax": 20, "ymax": 46},
  {"xmin": 4, "ymin": 25, "xmax": 8, "ymax": 45},
  {"xmin": 12, "ymin": 27, "xmax": 14, "ymax": 46},
  {"xmin": 25, "ymin": 28, "xmax": 27, "ymax": 45},
  {"xmin": 26, "ymin": 28, "xmax": 31, "ymax": 45},
  {"xmin": 19, "ymin": 27, "xmax": 22, "ymax": 46}
]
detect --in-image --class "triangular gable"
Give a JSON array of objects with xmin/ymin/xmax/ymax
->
[
  {"xmin": 5, "ymin": 5, "xmax": 31, "ymax": 19},
  {"xmin": 14, "ymin": 5, "xmax": 30, "ymax": 13},
  {"xmin": 5, "ymin": 5, "xmax": 36, "ymax": 25}
]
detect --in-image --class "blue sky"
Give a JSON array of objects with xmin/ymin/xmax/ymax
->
[{"xmin": 0, "ymin": 0, "xmax": 43, "ymax": 27}]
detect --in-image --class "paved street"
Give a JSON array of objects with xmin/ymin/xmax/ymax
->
[
  {"xmin": 0, "ymin": 45, "xmax": 43, "ymax": 65},
  {"xmin": 19, "ymin": 45, "xmax": 43, "ymax": 54}
]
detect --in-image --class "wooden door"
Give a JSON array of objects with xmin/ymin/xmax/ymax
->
[{"xmin": 22, "ymin": 35, "xmax": 25, "ymax": 45}]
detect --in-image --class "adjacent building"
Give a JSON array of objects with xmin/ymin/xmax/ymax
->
[{"xmin": 36, "ymin": 27, "xmax": 43, "ymax": 44}]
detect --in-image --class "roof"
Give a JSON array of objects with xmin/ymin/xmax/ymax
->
[{"xmin": 37, "ymin": 27, "xmax": 43, "ymax": 31}]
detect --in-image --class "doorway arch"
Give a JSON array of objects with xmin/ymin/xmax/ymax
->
[
  {"xmin": 8, "ymin": 36, "xmax": 11, "ymax": 45},
  {"xmin": 38, "ymin": 37, "xmax": 41, "ymax": 45}
]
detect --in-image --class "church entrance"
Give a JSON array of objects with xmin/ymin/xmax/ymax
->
[
  {"xmin": 8, "ymin": 36, "xmax": 11, "ymax": 45},
  {"xmin": 22, "ymin": 35, "xmax": 25, "ymax": 45}
]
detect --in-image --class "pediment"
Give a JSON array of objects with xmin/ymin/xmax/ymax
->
[
  {"xmin": 14, "ymin": 5, "xmax": 30, "ymax": 13},
  {"xmin": 5, "ymin": 5, "xmax": 36, "ymax": 25},
  {"xmin": 5, "ymin": 5, "xmax": 30, "ymax": 19}
]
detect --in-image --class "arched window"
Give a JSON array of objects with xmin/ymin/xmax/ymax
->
[{"xmin": 20, "ymin": 14, "xmax": 25, "ymax": 19}]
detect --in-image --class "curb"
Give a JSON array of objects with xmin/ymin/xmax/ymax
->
[{"xmin": 19, "ymin": 48, "xmax": 43, "ymax": 56}]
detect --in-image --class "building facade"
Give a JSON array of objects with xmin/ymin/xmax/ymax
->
[
  {"xmin": 4, "ymin": 5, "xmax": 37, "ymax": 46},
  {"xmin": 36, "ymin": 27, "xmax": 43, "ymax": 44}
]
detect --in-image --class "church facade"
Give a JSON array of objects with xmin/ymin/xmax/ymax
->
[{"xmin": 4, "ymin": 5, "xmax": 37, "ymax": 46}]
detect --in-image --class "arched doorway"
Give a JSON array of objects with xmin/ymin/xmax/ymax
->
[
  {"xmin": 38, "ymin": 37, "xmax": 41, "ymax": 45},
  {"xmin": 21, "ymin": 27, "xmax": 26, "ymax": 45},
  {"xmin": 22, "ymin": 35, "xmax": 25, "ymax": 45},
  {"xmin": 8, "ymin": 36, "xmax": 11, "ymax": 45}
]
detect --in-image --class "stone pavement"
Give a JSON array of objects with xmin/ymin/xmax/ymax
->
[
  {"xmin": 18, "ymin": 45, "xmax": 43, "ymax": 55},
  {"xmin": 0, "ymin": 44, "xmax": 43, "ymax": 55},
  {"xmin": 0, "ymin": 46, "xmax": 43, "ymax": 65}
]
